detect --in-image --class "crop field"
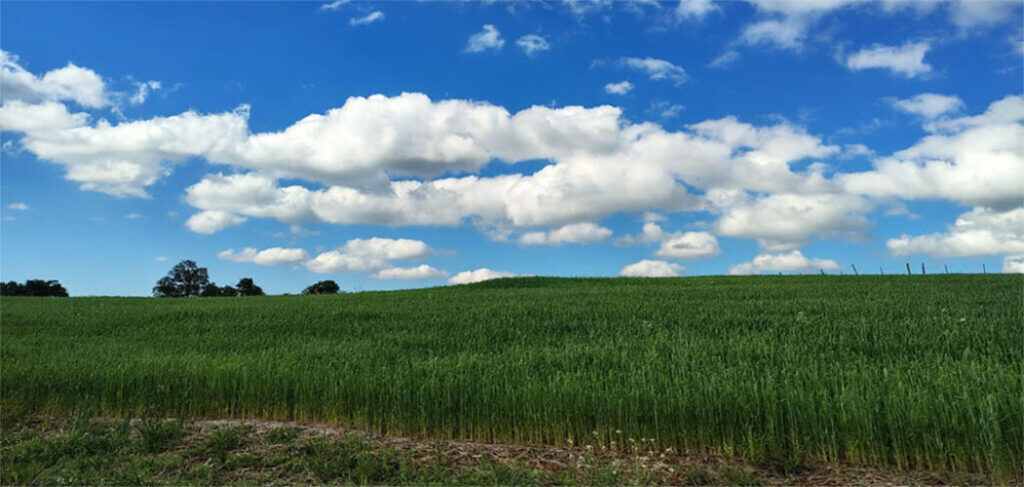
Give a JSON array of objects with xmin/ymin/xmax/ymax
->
[{"xmin": 1, "ymin": 275, "xmax": 1021, "ymax": 481}]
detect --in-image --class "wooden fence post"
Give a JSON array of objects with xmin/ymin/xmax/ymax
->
[
  {"xmin": 906, "ymin": 262, "xmax": 912, "ymax": 275},
  {"xmin": 921, "ymin": 263, "xmax": 926, "ymax": 275},
  {"xmin": 851, "ymin": 264, "xmax": 858, "ymax": 276}
]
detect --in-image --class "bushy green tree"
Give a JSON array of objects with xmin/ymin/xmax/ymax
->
[
  {"xmin": 153, "ymin": 260, "xmax": 209, "ymax": 297},
  {"xmin": 302, "ymin": 280, "xmax": 340, "ymax": 295},
  {"xmin": 236, "ymin": 278, "xmax": 264, "ymax": 296}
]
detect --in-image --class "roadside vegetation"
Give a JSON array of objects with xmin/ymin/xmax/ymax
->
[
  {"xmin": 0, "ymin": 412, "xmax": 990, "ymax": 486},
  {"xmin": 1, "ymin": 275, "xmax": 1021, "ymax": 482}
]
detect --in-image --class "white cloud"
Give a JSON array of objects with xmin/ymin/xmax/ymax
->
[
  {"xmin": 615, "ymin": 221, "xmax": 667, "ymax": 245},
  {"xmin": 215, "ymin": 238, "xmax": 436, "ymax": 275},
  {"xmin": 715, "ymin": 193, "xmax": 871, "ymax": 250},
  {"xmin": 709, "ymin": 50, "xmax": 740, "ymax": 69},
  {"xmin": 176, "ymin": 102, "xmax": 847, "ymax": 235},
  {"xmin": 185, "ymin": 210, "xmax": 247, "ymax": 234},
  {"xmin": 948, "ymin": 0, "xmax": 1019, "ymax": 31},
  {"xmin": 620, "ymin": 57, "xmax": 688, "ymax": 85},
  {"xmin": 155, "ymin": 256, "xmax": 168, "ymax": 262},
  {"xmin": 519, "ymin": 222, "xmax": 612, "ymax": 245},
  {"xmin": 4, "ymin": 102, "xmax": 249, "ymax": 197},
  {"xmin": 219, "ymin": 247, "xmax": 311, "ymax": 266},
  {"xmin": 448, "ymin": 268, "xmax": 518, "ymax": 284},
  {"xmin": 1003, "ymin": 255, "xmax": 1024, "ymax": 273},
  {"xmin": 604, "ymin": 81, "xmax": 633, "ymax": 95},
  {"xmin": 319, "ymin": 0, "xmax": 349, "ymax": 11},
  {"xmin": 654, "ymin": 231, "xmax": 721, "ymax": 259},
  {"xmin": 125, "ymin": 213, "xmax": 141, "ymax": 219},
  {"xmin": 14, "ymin": 55, "xmax": 1009, "ymax": 261},
  {"xmin": 891, "ymin": 94, "xmax": 964, "ymax": 118},
  {"xmin": 465, "ymin": 25, "xmax": 504, "ymax": 53},
  {"xmin": 371, "ymin": 265, "xmax": 448, "ymax": 280},
  {"xmin": 129, "ymin": 80, "xmax": 161, "ymax": 105},
  {"xmin": 845, "ymin": 42, "xmax": 932, "ymax": 78},
  {"xmin": 887, "ymin": 207, "xmax": 1024, "ymax": 257},
  {"xmin": 1, "ymin": 50, "xmax": 109, "ymax": 108},
  {"xmin": 0, "ymin": 100, "xmax": 89, "ymax": 132},
  {"xmin": 6, "ymin": 203, "xmax": 28, "ymax": 211},
  {"xmin": 350, "ymin": 11, "xmax": 384, "ymax": 26},
  {"xmin": 516, "ymin": 34, "xmax": 550, "ymax": 56},
  {"xmin": 740, "ymin": 17, "xmax": 808, "ymax": 50},
  {"xmin": 619, "ymin": 259, "xmax": 684, "ymax": 277},
  {"xmin": 306, "ymin": 237, "xmax": 432, "ymax": 273},
  {"xmin": 676, "ymin": 0, "xmax": 717, "ymax": 19},
  {"xmin": 841, "ymin": 95, "xmax": 1024, "ymax": 209},
  {"xmin": 728, "ymin": 250, "xmax": 840, "ymax": 275}
]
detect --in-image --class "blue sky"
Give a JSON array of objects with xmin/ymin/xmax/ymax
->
[{"xmin": 1, "ymin": 0, "xmax": 1022, "ymax": 296}]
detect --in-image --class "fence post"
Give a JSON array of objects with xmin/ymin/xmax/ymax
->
[
  {"xmin": 880, "ymin": 267, "xmax": 884, "ymax": 275},
  {"xmin": 982, "ymin": 263, "xmax": 987, "ymax": 274},
  {"xmin": 944, "ymin": 264, "xmax": 949, "ymax": 274},
  {"xmin": 906, "ymin": 262, "xmax": 912, "ymax": 275},
  {"xmin": 921, "ymin": 263, "xmax": 926, "ymax": 275},
  {"xmin": 820, "ymin": 269, "xmax": 825, "ymax": 276},
  {"xmin": 851, "ymin": 264, "xmax": 858, "ymax": 276}
]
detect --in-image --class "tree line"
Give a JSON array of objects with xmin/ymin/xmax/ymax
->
[
  {"xmin": 153, "ymin": 260, "xmax": 340, "ymax": 297},
  {"xmin": 0, "ymin": 280, "xmax": 68, "ymax": 297}
]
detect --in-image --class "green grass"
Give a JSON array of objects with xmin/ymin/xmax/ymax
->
[{"xmin": 2, "ymin": 275, "xmax": 1021, "ymax": 479}]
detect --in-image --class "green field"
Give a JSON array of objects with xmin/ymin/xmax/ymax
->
[{"xmin": 2, "ymin": 275, "xmax": 1021, "ymax": 479}]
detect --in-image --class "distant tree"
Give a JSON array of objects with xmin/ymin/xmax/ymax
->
[
  {"xmin": 1, "ymin": 281, "xmax": 24, "ymax": 296},
  {"xmin": 153, "ymin": 260, "xmax": 210, "ymax": 297},
  {"xmin": 0, "ymin": 279, "xmax": 67, "ymax": 297},
  {"xmin": 200, "ymin": 283, "xmax": 222, "ymax": 297},
  {"xmin": 235, "ymin": 278, "xmax": 264, "ymax": 297},
  {"xmin": 219, "ymin": 285, "xmax": 238, "ymax": 297},
  {"xmin": 302, "ymin": 280, "xmax": 340, "ymax": 295}
]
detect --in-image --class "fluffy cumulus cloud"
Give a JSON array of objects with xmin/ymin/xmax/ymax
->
[
  {"xmin": 891, "ymin": 93, "xmax": 964, "ymax": 119},
  {"xmin": 371, "ymin": 265, "xmax": 448, "ymax": 280},
  {"xmin": 715, "ymin": 193, "xmax": 871, "ymax": 250},
  {"xmin": 6, "ymin": 50, "xmax": 1022, "ymax": 273},
  {"xmin": 840, "ymin": 95, "xmax": 1024, "ymax": 209},
  {"xmin": 306, "ymin": 237, "xmax": 432, "ymax": 273},
  {"xmin": 1003, "ymin": 255, "xmax": 1024, "ymax": 273},
  {"xmin": 163, "ymin": 102, "xmax": 859, "ymax": 235},
  {"xmin": 604, "ymin": 81, "xmax": 633, "ymax": 95},
  {"xmin": 1, "ymin": 50, "xmax": 109, "ymax": 108},
  {"xmin": 516, "ymin": 34, "xmax": 550, "ymax": 56},
  {"xmin": 845, "ymin": 42, "xmax": 932, "ymax": 78},
  {"xmin": 519, "ymin": 222, "xmax": 612, "ymax": 245},
  {"xmin": 218, "ymin": 247, "xmax": 311, "ymax": 266},
  {"xmin": 448, "ymin": 268, "xmax": 518, "ymax": 284},
  {"xmin": 3, "ymin": 101, "xmax": 249, "ymax": 197},
  {"xmin": 654, "ymin": 231, "xmax": 721, "ymax": 259},
  {"xmin": 186, "ymin": 210, "xmax": 247, "ymax": 234},
  {"xmin": 619, "ymin": 259, "xmax": 685, "ymax": 277},
  {"xmin": 217, "ymin": 238, "xmax": 442, "ymax": 278},
  {"xmin": 887, "ymin": 207, "xmax": 1024, "ymax": 257},
  {"xmin": 465, "ymin": 25, "xmax": 504, "ymax": 53},
  {"xmin": 619, "ymin": 57, "xmax": 689, "ymax": 85},
  {"xmin": 728, "ymin": 251, "xmax": 840, "ymax": 275}
]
